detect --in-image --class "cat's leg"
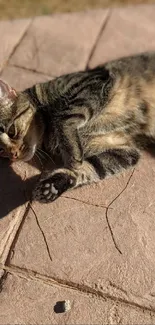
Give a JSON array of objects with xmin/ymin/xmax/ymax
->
[
  {"xmin": 60, "ymin": 122, "xmax": 83, "ymax": 168},
  {"xmin": 33, "ymin": 147, "xmax": 139, "ymax": 203}
]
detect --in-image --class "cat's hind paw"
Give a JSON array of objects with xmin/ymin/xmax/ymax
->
[{"xmin": 33, "ymin": 171, "xmax": 76, "ymax": 203}]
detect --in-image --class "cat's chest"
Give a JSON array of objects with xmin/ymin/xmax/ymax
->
[{"xmin": 42, "ymin": 116, "xmax": 60, "ymax": 153}]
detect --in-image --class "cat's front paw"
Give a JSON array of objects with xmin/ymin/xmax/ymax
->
[{"xmin": 33, "ymin": 171, "xmax": 76, "ymax": 203}]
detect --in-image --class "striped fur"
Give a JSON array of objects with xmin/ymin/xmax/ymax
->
[{"xmin": 0, "ymin": 52, "xmax": 155, "ymax": 202}]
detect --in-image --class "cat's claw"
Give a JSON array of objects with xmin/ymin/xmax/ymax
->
[{"xmin": 33, "ymin": 172, "xmax": 76, "ymax": 203}]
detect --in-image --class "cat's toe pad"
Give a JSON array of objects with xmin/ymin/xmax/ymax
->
[
  {"xmin": 33, "ymin": 181, "xmax": 59, "ymax": 203},
  {"xmin": 43, "ymin": 183, "xmax": 58, "ymax": 198}
]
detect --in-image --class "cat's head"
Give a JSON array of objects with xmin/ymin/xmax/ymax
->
[{"xmin": 0, "ymin": 80, "xmax": 43, "ymax": 162}]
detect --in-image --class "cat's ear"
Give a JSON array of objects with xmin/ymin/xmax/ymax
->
[{"xmin": 0, "ymin": 79, "xmax": 17, "ymax": 105}]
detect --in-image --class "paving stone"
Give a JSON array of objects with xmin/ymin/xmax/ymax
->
[
  {"xmin": 9, "ymin": 153, "xmax": 155, "ymax": 310},
  {"xmin": 0, "ymin": 160, "xmax": 39, "ymax": 267},
  {"xmin": 1, "ymin": 7, "xmax": 155, "ymax": 324},
  {"xmin": 0, "ymin": 273, "xmax": 154, "ymax": 325},
  {"xmin": 0, "ymin": 159, "xmax": 27, "ymax": 266},
  {"xmin": 0, "ymin": 19, "xmax": 31, "ymax": 73},
  {"xmin": 1, "ymin": 65, "xmax": 52, "ymax": 91},
  {"xmin": 89, "ymin": 5, "xmax": 155, "ymax": 68},
  {"xmin": 10, "ymin": 10, "xmax": 109, "ymax": 76}
]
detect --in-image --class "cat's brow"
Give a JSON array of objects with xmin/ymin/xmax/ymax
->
[
  {"xmin": 13, "ymin": 105, "xmax": 31, "ymax": 122},
  {"xmin": 6, "ymin": 105, "xmax": 31, "ymax": 131}
]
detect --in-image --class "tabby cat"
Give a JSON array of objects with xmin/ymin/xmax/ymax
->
[{"xmin": 0, "ymin": 52, "xmax": 155, "ymax": 203}]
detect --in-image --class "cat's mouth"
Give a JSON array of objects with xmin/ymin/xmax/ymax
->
[
  {"xmin": 0, "ymin": 144, "xmax": 36, "ymax": 162},
  {"xmin": 9, "ymin": 144, "xmax": 37, "ymax": 162},
  {"xmin": 0, "ymin": 148, "xmax": 18, "ymax": 161}
]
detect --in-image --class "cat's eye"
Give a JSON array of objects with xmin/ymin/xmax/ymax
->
[
  {"xmin": 0, "ymin": 125, "xmax": 4, "ymax": 134},
  {"xmin": 8, "ymin": 124, "xmax": 17, "ymax": 139}
]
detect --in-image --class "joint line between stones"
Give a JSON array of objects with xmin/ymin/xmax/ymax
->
[
  {"xmin": 0, "ymin": 18, "xmax": 34, "ymax": 76},
  {"xmin": 3, "ymin": 201, "xmax": 32, "ymax": 267},
  {"xmin": 2, "ymin": 264, "xmax": 155, "ymax": 315},
  {"xmin": 85, "ymin": 8, "xmax": 112, "ymax": 70}
]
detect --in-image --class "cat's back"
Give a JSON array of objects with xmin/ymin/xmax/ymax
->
[
  {"xmin": 104, "ymin": 52, "xmax": 155, "ymax": 78},
  {"xmin": 95, "ymin": 52, "xmax": 155, "ymax": 138},
  {"xmin": 100, "ymin": 52, "xmax": 155, "ymax": 115}
]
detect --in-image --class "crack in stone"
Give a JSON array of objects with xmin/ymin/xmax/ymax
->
[
  {"xmin": 29, "ymin": 203, "xmax": 53, "ymax": 262},
  {"xmin": 85, "ymin": 9, "xmax": 112, "ymax": 70},
  {"xmin": 105, "ymin": 168, "xmax": 135, "ymax": 255},
  {"xmin": 3, "ymin": 264, "xmax": 155, "ymax": 315},
  {"xmin": 62, "ymin": 195, "xmax": 113, "ymax": 210}
]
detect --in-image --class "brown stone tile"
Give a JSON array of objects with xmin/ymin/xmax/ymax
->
[
  {"xmin": 0, "ymin": 19, "xmax": 31, "ymax": 73},
  {"xmin": 0, "ymin": 160, "xmax": 40, "ymax": 267},
  {"xmin": 0, "ymin": 273, "xmax": 154, "ymax": 325},
  {"xmin": 0, "ymin": 159, "xmax": 27, "ymax": 265},
  {"xmin": 1, "ymin": 7, "xmax": 155, "ymax": 318},
  {"xmin": 10, "ymin": 10, "xmax": 109, "ymax": 76},
  {"xmin": 9, "ymin": 153, "xmax": 155, "ymax": 309},
  {"xmin": 89, "ymin": 5, "xmax": 155, "ymax": 68},
  {"xmin": 9, "ymin": 196, "xmax": 109, "ymax": 279},
  {"xmin": 1, "ymin": 65, "xmax": 52, "ymax": 91}
]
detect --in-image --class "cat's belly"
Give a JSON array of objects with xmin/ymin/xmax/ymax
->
[{"xmin": 79, "ymin": 115, "xmax": 131, "ymax": 158}]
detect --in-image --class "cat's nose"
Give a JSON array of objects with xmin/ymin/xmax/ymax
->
[{"xmin": 10, "ymin": 150, "xmax": 18, "ymax": 160}]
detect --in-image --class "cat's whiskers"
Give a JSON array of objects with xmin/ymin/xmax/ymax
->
[
  {"xmin": 36, "ymin": 149, "xmax": 47, "ymax": 162},
  {"xmin": 34, "ymin": 151, "xmax": 43, "ymax": 168},
  {"xmin": 31, "ymin": 155, "xmax": 38, "ymax": 168},
  {"xmin": 37, "ymin": 148, "xmax": 55, "ymax": 165}
]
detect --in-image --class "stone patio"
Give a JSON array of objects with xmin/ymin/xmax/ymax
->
[{"xmin": 0, "ymin": 5, "xmax": 155, "ymax": 324}]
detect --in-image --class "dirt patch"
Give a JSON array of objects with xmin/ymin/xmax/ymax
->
[{"xmin": 0, "ymin": 0, "xmax": 155, "ymax": 19}]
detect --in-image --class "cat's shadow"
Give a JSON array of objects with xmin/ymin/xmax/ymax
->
[
  {"xmin": 0, "ymin": 155, "xmax": 61, "ymax": 219},
  {"xmin": 0, "ymin": 158, "xmax": 40, "ymax": 219},
  {"xmin": 1, "ymin": 145, "xmax": 155, "ymax": 220}
]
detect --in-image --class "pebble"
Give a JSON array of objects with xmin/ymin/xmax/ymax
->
[{"xmin": 54, "ymin": 300, "xmax": 71, "ymax": 313}]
